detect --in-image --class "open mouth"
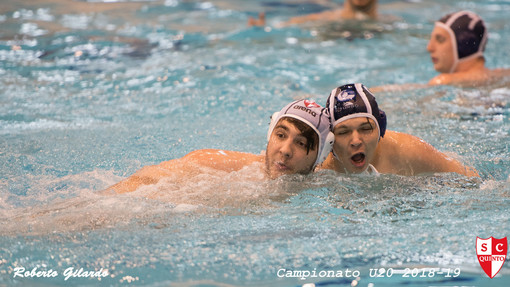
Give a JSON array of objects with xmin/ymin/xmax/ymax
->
[{"xmin": 350, "ymin": 152, "xmax": 366, "ymax": 168}]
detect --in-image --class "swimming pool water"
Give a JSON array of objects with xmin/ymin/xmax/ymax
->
[{"xmin": 0, "ymin": 0, "xmax": 509, "ymax": 286}]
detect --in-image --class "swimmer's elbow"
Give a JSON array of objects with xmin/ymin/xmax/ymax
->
[
  {"xmin": 106, "ymin": 175, "xmax": 158, "ymax": 194},
  {"xmin": 99, "ymin": 183, "xmax": 126, "ymax": 195},
  {"xmin": 447, "ymin": 160, "xmax": 479, "ymax": 178},
  {"xmin": 103, "ymin": 165, "xmax": 162, "ymax": 194}
]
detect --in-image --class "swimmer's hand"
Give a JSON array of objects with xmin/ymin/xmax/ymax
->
[{"xmin": 248, "ymin": 12, "xmax": 266, "ymax": 27}]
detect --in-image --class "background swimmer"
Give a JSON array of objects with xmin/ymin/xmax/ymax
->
[
  {"xmin": 103, "ymin": 100, "xmax": 334, "ymax": 194},
  {"xmin": 427, "ymin": 10, "xmax": 510, "ymax": 86},
  {"xmin": 372, "ymin": 10, "xmax": 510, "ymax": 92},
  {"xmin": 248, "ymin": 0, "xmax": 379, "ymax": 27},
  {"xmin": 320, "ymin": 83, "xmax": 479, "ymax": 177}
]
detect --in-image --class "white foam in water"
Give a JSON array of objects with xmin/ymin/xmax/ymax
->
[
  {"xmin": 0, "ymin": 163, "xmax": 296, "ymax": 235},
  {"xmin": 173, "ymin": 203, "xmax": 199, "ymax": 213},
  {"xmin": 490, "ymin": 87, "xmax": 510, "ymax": 100},
  {"xmin": 0, "ymin": 118, "xmax": 97, "ymax": 135},
  {"xmin": 126, "ymin": 161, "xmax": 278, "ymax": 208},
  {"xmin": 0, "ymin": 170, "xmax": 124, "ymax": 234},
  {"xmin": 0, "ymin": 161, "xmax": 351, "ymax": 237}
]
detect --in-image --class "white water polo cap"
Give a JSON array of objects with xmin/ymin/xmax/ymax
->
[
  {"xmin": 435, "ymin": 10, "xmax": 488, "ymax": 73},
  {"xmin": 327, "ymin": 83, "xmax": 386, "ymax": 138},
  {"xmin": 267, "ymin": 100, "xmax": 334, "ymax": 168}
]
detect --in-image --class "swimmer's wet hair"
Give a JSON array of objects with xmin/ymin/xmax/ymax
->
[{"xmin": 278, "ymin": 117, "xmax": 318, "ymax": 155}]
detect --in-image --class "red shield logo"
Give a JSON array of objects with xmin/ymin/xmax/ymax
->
[
  {"xmin": 476, "ymin": 237, "xmax": 507, "ymax": 278},
  {"xmin": 303, "ymin": 100, "xmax": 320, "ymax": 108}
]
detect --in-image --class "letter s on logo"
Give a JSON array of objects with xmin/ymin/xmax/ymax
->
[{"xmin": 481, "ymin": 243, "xmax": 487, "ymax": 252}]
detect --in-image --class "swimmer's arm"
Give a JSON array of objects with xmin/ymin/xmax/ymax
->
[
  {"xmin": 101, "ymin": 150, "xmax": 211, "ymax": 194},
  {"xmin": 248, "ymin": 12, "xmax": 266, "ymax": 27},
  {"xmin": 101, "ymin": 159, "xmax": 184, "ymax": 194},
  {"xmin": 278, "ymin": 9, "xmax": 340, "ymax": 27},
  {"xmin": 176, "ymin": 149, "xmax": 263, "ymax": 172},
  {"xmin": 492, "ymin": 68, "xmax": 510, "ymax": 77},
  {"xmin": 400, "ymin": 134, "xmax": 479, "ymax": 177},
  {"xmin": 369, "ymin": 83, "xmax": 429, "ymax": 93},
  {"xmin": 101, "ymin": 149, "xmax": 263, "ymax": 194}
]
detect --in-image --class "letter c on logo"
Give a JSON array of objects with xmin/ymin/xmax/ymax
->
[
  {"xmin": 496, "ymin": 243, "xmax": 503, "ymax": 252},
  {"xmin": 277, "ymin": 269, "xmax": 285, "ymax": 278}
]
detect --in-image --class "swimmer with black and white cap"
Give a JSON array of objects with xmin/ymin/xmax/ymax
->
[
  {"xmin": 427, "ymin": 10, "xmax": 510, "ymax": 86},
  {"xmin": 104, "ymin": 100, "xmax": 334, "ymax": 194},
  {"xmin": 319, "ymin": 83, "xmax": 479, "ymax": 177},
  {"xmin": 372, "ymin": 10, "xmax": 510, "ymax": 92}
]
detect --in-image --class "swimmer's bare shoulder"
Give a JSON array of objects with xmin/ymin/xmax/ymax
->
[
  {"xmin": 428, "ymin": 72, "xmax": 488, "ymax": 86},
  {"xmin": 429, "ymin": 68, "xmax": 510, "ymax": 87}
]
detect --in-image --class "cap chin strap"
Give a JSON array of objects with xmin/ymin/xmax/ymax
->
[{"xmin": 435, "ymin": 22, "xmax": 459, "ymax": 74}]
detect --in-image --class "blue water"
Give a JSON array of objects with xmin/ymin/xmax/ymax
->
[{"xmin": 0, "ymin": 0, "xmax": 509, "ymax": 286}]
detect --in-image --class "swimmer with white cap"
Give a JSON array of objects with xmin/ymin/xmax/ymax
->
[
  {"xmin": 319, "ymin": 83, "xmax": 479, "ymax": 177},
  {"xmin": 104, "ymin": 100, "xmax": 334, "ymax": 194},
  {"xmin": 265, "ymin": 99, "xmax": 334, "ymax": 178}
]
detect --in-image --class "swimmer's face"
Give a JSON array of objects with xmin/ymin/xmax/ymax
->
[
  {"xmin": 427, "ymin": 25, "xmax": 455, "ymax": 73},
  {"xmin": 332, "ymin": 117, "xmax": 379, "ymax": 173},
  {"xmin": 265, "ymin": 119, "xmax": 318, "ymax": 179}
]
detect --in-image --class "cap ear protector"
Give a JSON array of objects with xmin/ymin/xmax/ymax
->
[{"xmin": 267, "ymin": 100, "xmax": 334, "ymax": 169}]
